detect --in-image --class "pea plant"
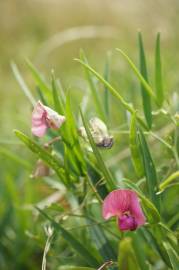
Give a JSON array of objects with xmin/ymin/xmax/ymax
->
[{"xmin": 13, "ymin": 33, "xmax": 179, "ymax": 270}]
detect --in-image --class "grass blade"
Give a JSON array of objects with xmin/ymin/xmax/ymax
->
[
  {"xmin": 80, "ymin": 50, "xmax": 105, "ymax": 121},
  {"xmin": 116, "ymin": 48, "xmax": 156, "ymax": 101},
  {"xmin": 51, "ymin": 71, "xmax": 65, "ymax": 114},
  {"xmin": 26, "ymin": 59, "xmax": 52, "ymax": 103},
  {"xmin": 138, "ymin": 33, "xmax": 152, "ymax": 128},
  {"xmin": 103, "ymin": 54, "xmax": 110, "ymax": 119},
  {"xmin": 159, "ymin": 171, "xmax": 179, "ymax": 191},
  {"xmin": 129, "ymin": 112, "xmax": 144, "ymax": 177},
  {"xmin": 37, "ymin": 208, "xmax": 101, "ymax": 268},
  {"xmin": 155, "ymin": 33, "xmax": 164, "ymax": 107},
  {"xmin": 138, "ymin": 129, "xmax": 160, "ymax": 210},
  {"xmin": 11, "ymin": 62, "xmax": 36, "ymax": 106},
  {"xmin": 163, "ymin": 242, "xmax": 179, "ymax": 270},
  {"xmin": 75, "ymin": 58, "xmax": 148, "ymax": 130}
]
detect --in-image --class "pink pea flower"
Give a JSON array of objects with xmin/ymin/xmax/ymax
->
[
  {"xmin": 31, "ymin": 101, "xmax": 65, "ymax": 137},
  {"xmin": 102, "ymin": 189, "xmax": 146, "ymax": 231}
]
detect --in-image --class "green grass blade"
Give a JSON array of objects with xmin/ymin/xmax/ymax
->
[
  {"xmin": 163, "ymin": 242, "xmax": 179, "ymax": 270},
  {"xmin": 14, "ymin": 130, "xmax": 66, "ymax": 184},
  {"xmin": 116, "ymin": 48, "xmax": 156, "ymax": 101},
  {"xmin": 155, "ymin": 33, "xmax": 164, "ymax": 107},
  {"xmin": 37, "ymin": 208, "xmax": 100, "ymax": 268},
  {"xmin": 51, "ymin": 71, "xmax": 65, "ymax": 114},
  {"xmin": 75, "ymin": 58, "xmax": 148, "ymax": 130},
  {"xmin": 129, "ymin": 113, "xmax": 144, "ymax": 177},
  {"xmin": 159, "ymin": 171, "xmax": 179, "ymax": 191},
  {"xmin": 131, "ymin": 233, "xmax": 150, "ymax": 270},
  {"xmin": 103, "ymin": 54, "xmax": 110, "ymax": 118},
  {"xmin": 26, "ymin": 59, "xmax": 52, "ymax": 103},
  {"xmin": 118, "ymin": 237, "xmax": 140, "ymax": 270},
  {"xmin": 138, "ymin": 33, "xmax": 152, "ymax": 128},
  {"xmin": 138, "ymin": 129, "xmax": 160, "ymax": 210},
  {"xmin": 11, "ymin": 62, "xmax": 36, "ymax": 106},
  {"xmin": 80, "ymin": 50, "xmax": 105, "ymax": 121},
  {"xmin": 80, "ymin": 109, "xmax": 115, "ymax": 190}
]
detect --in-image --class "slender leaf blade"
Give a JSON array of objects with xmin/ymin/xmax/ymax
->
[
  {"xmin": 138, "ymin": 33, "xmax": 152, "ymax": 128},
  {"xmin": 155, "ymin": 33, "xmax": 164, "ymax": 107}
]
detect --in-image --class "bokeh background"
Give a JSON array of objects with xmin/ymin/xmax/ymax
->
[{"xmin": 0, "ymin": 0, "xmax": 179, "ymax": 269}]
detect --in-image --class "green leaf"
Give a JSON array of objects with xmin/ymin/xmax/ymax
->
[
  {"xmin": 129, "ymin": 113, "xmax": 144, "ymax": 177},
  {"xmin": 138, "ymin": 129, "xmax": 160, "ymax": 210},
  {"xmin": 75, "ymin": 58, "xmax": 148, "ymax": 130},
  {"xmin": 80, "ymin": 50, "xmax": 105, "ymax": 121},
  {"xmin": 103, "ymin": 54, "xmax": 110, "ymax": 118},
  {"xmin": 37, "ymin": 208, "xmax": 100, "ymax": 268},
  {"xmin": 26, "ymin": 59, "xmax": 52, "ymax": 103},
  {"xmin": 87, "ymin": 219, "xmax": 116, "ymax": 261},
  {"xmin": 14, "ymin": 130, "xmax": 66, "ymax": 184},
  {"xmin": 63, "ymin": 95, "xmax": 86, "ymax": 176},
  {"xmin": 138, "ymin": 33, "xmax": 152, "ymax": 128},
  {"xmin": 131, "ymin": 232, "xmax": 150, "ymax": 270},
  {"xmin": 163, "ymin": 242, "xmax": 179, "ymax": 270},
  {"xmin": 116, "ymin": 48, "xmax": 156, "ymax": 101},
  {"xmin": 11, "ymin": 62, "xmax": 36, "ymax": 106},
  {"xmin": 159, "ymin": 171, "xmax": 179, "ymax": 191},
  {"xmin": 80, "ymin": 109, "xmax": 115, "ymax": 190},
  {"xmin": 51, "ymin": 71, "xmax": 65, "ymax": 114},
  {"xmin": 155, "ymin": 33, "xmax": 164, "ymax": 107},
  {"xmin": 118, "ymin": 237, "xmax": 140, "ymax": 270}
]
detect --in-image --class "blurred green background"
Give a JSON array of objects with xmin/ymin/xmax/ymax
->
[{"xmin": 0, "ymin": 1, "xmax": 179, "ymax": 269}]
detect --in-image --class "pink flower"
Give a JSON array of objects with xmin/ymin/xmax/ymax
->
[
  {"xmin": 102, "ymin": 189, "xmax": 146, "ymax": 231},
  {"xmin": 31, "ymin": 101, "xmax": 65, "ymax": 137}
]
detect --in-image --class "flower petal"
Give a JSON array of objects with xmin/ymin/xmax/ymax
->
[
  {"xmin": 31, "ymin": 101, "xmax": 48, "ymax": 137},
  {"xmin": 102, "ymin": 189, "xmax": 145, "ymax": 229},
  {"xmin": 129, "ymin": 191, "xmax": 146, "ymax": 226},
  {"xmin": 102, "ymin": 189, "xmax": 131, "ymax": 219}
]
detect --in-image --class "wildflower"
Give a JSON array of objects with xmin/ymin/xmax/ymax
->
[
  {"xmin": 79, "ymin": 117, "xmax": 113, "ymax": 148},
  {"xmin": 102, "ymin": 189, "xmax": 145, "ymax": 231},
  {"xmin": 31, "ymin": 101, "xmax": 65, "ymax": 137}
]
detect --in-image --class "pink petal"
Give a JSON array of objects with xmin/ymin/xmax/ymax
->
[
  {"xmin": 31, "ymin": 124, "xmax": 47, "ymax": 137},
  {"xmin": 102, "ymin": 189, "xmax": 131, "ymax": 220},
  {"xmin": 31, "ymin": 101, "xmax": 48, "ymax": 137},
  {"xmin": 102, "ymin": 189, "xmax": 145, "ymax": 229},
  {"xmin": 130, "ymin": 191, "xmax": 146, "ymax": 226}
]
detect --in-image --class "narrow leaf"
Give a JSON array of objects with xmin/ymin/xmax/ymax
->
[
  {"xmin": 75, "ymin": 58, "xmax": 148, "ymax": 130},
  {"xmin": 155, "ymin": 33, "xmax": 164, "ymax": 107},
  {"xmin": 129, "ymin": 113, "xmax": 144, "ymax": 177},
  {"xmin": 80, "ymin": 50, "xmax": 105, "ymax": 121},
  {"xmin": 163, "ymin": 242, "xmax": 179, "ymax": 270},
  {"xmin": 11, "ymin": 62, "xmax": 36, "ymax": 106},
  {"xmin": 159, "ymin": 171, "xmax": 179, "ymax": 191},
  {"xmin": 138, "ymin": 33, "xmax": 152, "ymax": 128},
  {"xmin": 138, "ymin": 129, "xmax": 160, "ymax": 210},
  {"xmin": 116, "ymin": 48, "xmax": 156, "ymax": 101}
]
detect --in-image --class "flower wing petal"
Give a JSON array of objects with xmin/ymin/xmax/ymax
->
[{"xmin": 102, "ymin": 189, "xmax": 131, "ymax": 220}]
